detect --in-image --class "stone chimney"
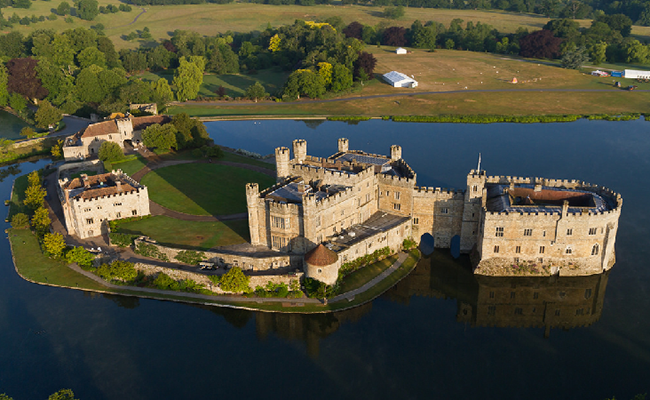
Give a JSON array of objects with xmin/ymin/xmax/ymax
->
[
  {"xmin": 534, "ymin": 184, "xmax": 542, "ymax": 192},
  {"xmin": 81, "ymin": 174, "xmax": 90, "ymax": 189},
  {"xmin": 562, "ymin": 200, "xmax": 569, "ymax": 217},
  {"xmin": 116, "ymin": 181, "xmax": 122, "ymax": 192}
]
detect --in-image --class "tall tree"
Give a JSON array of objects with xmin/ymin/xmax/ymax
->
[
  {"xmin": 98, "ymin": 141, "xmax": 124, "ymax": 162},
  {"xmin": 0, "ymin": 63, "xmax": 8, "ymax": 107},
  {"xmin": 519, "ymin": 30, "xmax": 563, "ymax": 59},
  {"xmin": 151, "ymin": 78, "xmax": 173, "ymax": 106},
  {"xmin": 35, "ymin": 100, "xmax": 62, "ymax": 129},
  {"xmin": 173, "ymin": 56, "xmax": 203, "ymax": 101},
  {"xmin": 75, "ymin": 0, "xmax": 99, "ymax": 21},
  {"xmin": 56, "ymin": 1, "xmax": 71, "ymax": 15},
  {"xmin": 561, "ymin": 45, "xmax": 590, "ymax": 68},
  {"xmin": 343, "ymin": 21, "xmax": 364, "ymax": 39},
  {"xmin": 353, "ymin": 51, "xmax": 377, "ymax": 80},
  {"xmin": 6, "ymin": 58, "xmax": 48, "ymax": 100},
  {"xmin": 77, "ymin": 47, "xmax": 106, "ymax": 69},
  {"xmin": 245, "ymin": 81, "xmax": 268, "ymax": 102}
]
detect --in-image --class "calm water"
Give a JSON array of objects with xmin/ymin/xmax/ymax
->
[
  {"xmin": 1, "ymin": 119, "xmax": 649, "ymax": 399},
  {"xmin": 0, "ymin": 110, "xmax": 29, "ymax": 140}
]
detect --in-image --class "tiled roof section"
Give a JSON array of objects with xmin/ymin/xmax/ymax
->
[
  {"xmin": 304, "ymin": 244, "xmax": 338, "ymax": 266},
  {"xmin": 80, "ymin": 120, "xmax": 119, "ymax": 138},
  {"xmin": 65, "ymin": 172, "xmax": 114, "ymax": 190},
  {"xmin": 132, "ymin": 115, "xmax": 171, "ymax": 131},
  {"xmin": 65, "ymin": 172, "xmax": 138, "ymax": 200},
  {"xmin": 76, "ymin": 183, "xmax": 137, "ymax": 200}
]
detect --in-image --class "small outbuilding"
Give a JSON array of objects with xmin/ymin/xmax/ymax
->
[
  {"xmin": 396, "ymin": 47, "xmax": 407, "ymax": 54},
  {"xmin": 382, "ymin": 71, "xmax": 419, "ymax": 88},
  {"xmin": 624, "ymin": 69, "xmax": 650, "ymax": 79}
]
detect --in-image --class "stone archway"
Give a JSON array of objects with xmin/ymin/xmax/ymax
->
[
  {"xmin": 420, "ymin": 233, "xmax": 434, "ymax": 256},
  {"xmin": 450, "ymin": 235, "xmax": 461, "ymax": 259}
]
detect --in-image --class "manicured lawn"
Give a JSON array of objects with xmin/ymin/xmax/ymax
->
[
  {"xmin": 114, "ymin": 215, "xmax": 249, "ymax": 250},
  {"xmin": 7, "ymin": 173, "xmax": 29, "ymax": 220},
  {"xmin": 109, "ymin": 155, "xmax": 148, "ymax": 176},
  {"xmin": 141, "ymin": 163, "xmax": 275, "ymax": 215},
  {"xmin": 222, "ymin": 152, "xmax": 275, "ymax": 171},
  {"xmin": 337, "ymin": 255, "xmax": 399, "ymax": 295},
  {"xmin": 8, "ymin": 228, "xmax": 107, "ymax": 290}
]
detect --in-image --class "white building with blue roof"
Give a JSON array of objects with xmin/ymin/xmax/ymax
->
[{"xmin": 382, "ymin": 71, "xmax": 418, "ymax": 88}]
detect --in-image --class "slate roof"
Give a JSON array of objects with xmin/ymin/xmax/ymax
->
[{"xmin": 304, "ymin": 244, "xmax": 338, "ymax": 266}]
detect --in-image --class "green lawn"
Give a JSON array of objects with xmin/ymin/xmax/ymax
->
[
  {"xmin": 115, "ymin": 215, "xmax": 249, "ymax": 250},
  {"xmin": 141, "ymin": 163, "xmax": 275, "ymax": 215},
  {"xmin": 7, "ymin": 173, "xmax": 29, "ymax": 220},
  {"xmin": 8, "ymin": 228, "xmax": 107, "ymax": 290},
  {"xmin": 222, "ymin": 152, "xmax": 275, "ymax": 171},
  {"xmin": 109, "ymin": 155, "xmax": 148, "ymax": 176},
  {"xmin": 337, "ymin": 255, "xmax": 399, "ymax": 295}
]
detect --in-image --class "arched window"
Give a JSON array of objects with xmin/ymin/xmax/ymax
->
[{"xmin": 591, "ymin": 244, "xmax": 599, "ymax": 256}]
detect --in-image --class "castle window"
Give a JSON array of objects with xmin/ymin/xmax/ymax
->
[
  {"xmin": 341, "ymin": 210, "xmax": 344, "ymax": 216},
  {"xmin": 395, "ymin": 191, "xmax": 400, "ymax": 200},
  {"xmin": 515, "ymin": 246, "xmax": 521, "ymax": 254},
  {"xmin": 575, "ymin": 308, "xmax": 584, "ymax": 316},
  {"xmin": 555, "ymin": 309, "xmax": 561, "ymax": 316},
  {"xmin": 393, "ymin": 203, "xmax": 401, "ymax": 211},
  {"xmin": 86, "ymin": 218, "xmax": 94, "ymax": 225},
  {"xmin": 317, "ymin": 268, "xmax": 322, "ymax": 274},
  {"xmin": 487, "ymin": 306, "xmax": 496, "ymax": 315},
  {"xmin": 566, "ymin": 228, "xmax": 573, "ymax": 236},
  {"xmin": 108, "ymin": 135, "xmax": 112, "ymax": 140},
  {"xmin": 413, "ymin": 218, "xmax": 419, "ymax": 225},
  {"xmin": 386, "ymin": 190, "xmax": 390, "ymax": 197},
  {"xmin": 272, "ymin": 216, "xmax": 286, "ymax": 229},
  {"xmin": 473, "ymin": 185, "xmax": 478, "ymax": 192},
  {"xmin": 591, "ymin": 244, "xmax": 599, "ymax": 256},
  {"xmin": 441, "ymin": 208, "xmax": 449, "ymax": 214},
  {"xmin": 97, "ymin": 206, "xmax": 102, "ymax": 210},
  {"xmin": 538, "ymin": 257, "xmax": 544, "ymax": 263},
  {"xmin": 523, "ymin": 228, "xmax": 533, "ymax": 236},
  {"xmin": 510, "ymin": 291, "xmax": 516, "ymax": 299},
  {"xmin": 539, "ymin": 246, "xmax": 545, "ymax": 254},
  {"xmin": 366, "ymin": 182, "xmax": 369, "ymax": 187},
  {"xmin": 585, "ymin": 289, "xmax": 592, "ymax": 299},
  {"xmin": 514, "ymin": 257, "xmax": 519, "ymax": 263},
  {"xmin": 88, "ymin": 230, "xmax": 93, "ymax": 236},
  {"xmin": 316, "ymin": 217, "xmax": 321, "ymax": 227},
  {"xmin": 514, "ymin": 308, "xmax": 523, "ymax": 315},
  {"xmin": 114, "ymin": 202, "xmax": 122, "ymax": 207},
  {"xmin": 495, "ymin": 227, "xmax": 504, "ymax": 237},
  {"xmin": 565, "ymin": 247, "xmax": 572, "ymax": 255},
  {"xmin": 472, "ymin": 213, "xmax": 475, "ymax": 218},
  {"xmin": 494, "ymin": 245, "xmax": 500, "ymax": 253},
  {"xmin": 116, "ymin": 212, "xmax": 121, "ymax": 218},
  {"xmin": 132, "ymin": 210, "xmax": 137, "ymax": 216},
  {"xmin": 84, "ymin": 208, "xmax": 91, "ymax": 212},
  {"xmin": 533, "ymin": 292, "xmax": 539, "ymax": 299},
  {"xmin": 589, "ymin": 228, "xmax": 597, "ymax": 235},
  {"xmin": 366, "ymin": 193, "xmax": 370, "ymax": 202},
  {"xmin": 489, "ymin": 291, "xmax": 494, "ymax": 298}
]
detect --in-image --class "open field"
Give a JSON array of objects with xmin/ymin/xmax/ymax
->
[
  {"xmin": 141, "ymin": 163, "xmax": 275, "ymax": 215},
  {"xmin": 115, "ymin": 215, "xmax": 249, "ymax": 249},
  {"xmin": 5, "ymin": 3, "xmax": 650, "ymax": 50}
]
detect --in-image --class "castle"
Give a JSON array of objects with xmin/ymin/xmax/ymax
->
[
  {"xmin": 246, "ymin": 139, "xmax": 622, "ymax": 284},
  {"xmin": 63, "ymin": 115, "xmax": 170, "ymax": 161},
  {"xmin": 57, "ymin": 161, "xmax": 151, "ymax": 239}
]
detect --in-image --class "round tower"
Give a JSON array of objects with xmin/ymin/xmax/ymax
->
[
  {"xmin": 304, "ymin": 244, "xmax": 339, "ymax": 286},
  {"xmin": 390, "ymin": 145, "xmax": 402, "ymax": 161},
  {"xmin": 293, "ymin": 139, "xmax": 307, "ymax": 163},
  {"xmin": 246, "ymin": 183, "xmax": 262, "ymax": 245},
  {"xmin": 338, "ymin": 138, "xmax": 349, "ymax": 153},
  {"xmin": 275, "ymin": 147, "xmax": 290, "ymax": 182}
]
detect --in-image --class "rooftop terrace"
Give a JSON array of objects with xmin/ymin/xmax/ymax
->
[
  {"xmin": 486, "ymin": 184, "xmax": 612, "ymax": 214},
  {"xmin": 265, "ymin": 179, "xmax": 349, "ymax": 204},
  {"xmin": 327, "ymin": 212, "xmax": 410, "ymax": 251}
]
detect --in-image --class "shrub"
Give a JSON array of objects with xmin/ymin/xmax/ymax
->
[
  {"xmin": 42, "ymin": 232, "xmax": 66, "ymax": 258},
  {"xmin": 98, "ymin": 141, "xmax": 124, "ymax": 162},
  {"xmin": 153, "ymin": 272, "xmax": 175, "ymax": 289},
  {"xmin": 219, "ymin": 267, "xmax": 250, "ymax": 293},
  {"xmin": 134, "ymin": 242, "xmax": 169, "ymax": 261},
  {"xmin": 96, "ymin": 260, "xmax": 138, "ymax": 283},
  {"xmin": 174, "ymin": 250, "xmax": 205, "ymax": 265},
  {"xmin": 109, "ymin": 232, "xmax": 137, "ymax": 248},
  {"xmin": 303, "ymin": 277, "xmax": 335, "ymax": 298},
  {"xmin": 338, "ymin": 246, "xmax": 391, "ymax": 281},
  {"xmin": 65, "ymin": 246, "xmax": 95, "ymax": 268},
  {"xmin": 10, "ymin": 213, "xmax": 29, "ymax": 228},
  {"xmin": 402, "ymin": 237, "xmax": 417, "ymax": 251}
]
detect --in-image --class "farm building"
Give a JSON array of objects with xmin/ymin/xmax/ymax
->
[
  {"xmin": 396, "ymin": 47, "xmax": 407, "ymax": 54},
  {"xmin": 624, "ymin": 69, "xmax": 650, "ymax": 79},
  {"xmin": 383, "ymin": 71, "xmax": 418, "ymax": 88}
]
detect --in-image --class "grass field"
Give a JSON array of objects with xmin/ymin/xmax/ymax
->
[
  {"xmin": 141, "ymin": 163, "xmax": 275, "ymax": 215},
  {"xmin": 5, "ymin": 3, "xmax": 650, "ymax": 50},
  {"xmin": 115, "ymin": 215, "xmax": 249, "ymax": 249},
  {"xmin": 108, "ymin": 154, "xmax": 148, "ymax": 176},
  {"xmin": 337, "ymin": 255, "xmax": 398, "ymax": 295}
]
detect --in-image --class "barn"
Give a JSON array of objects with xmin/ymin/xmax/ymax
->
[
  {"xmin": 624, "ymin": 69, "xmax": 650, "ymax": 79},
  {"xmin": 382, "ymin": 71, "xmax": 418, "ymax": 88}
]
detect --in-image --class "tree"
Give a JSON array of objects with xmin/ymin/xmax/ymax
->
[
  {"xmin": 382, "ymin": 6, "xmax": 404, "ymax": 19},
  {"xmin": 66, "ymin": 246, "xmax": 95, "ymax": 268},
  {"xmin": 590, "ymin": 41, "xmax": 608, "ymax": 65},
  {"xmin": 31, "ymin": 206, "xmax": 51, "ymax": 236},
  {"xmin": 173, "ymin": 56, "xmax": 203, "ymax": 101},
  {"xmin": 10, "ymin": 213, "xmax": 29, "ymax": 228},
  {"xmin": 6, "ymin": 58, "xmax": 48, "ymax": 100},
  {"xmin": 48, "ymin": 389, "xmax": 78, "ymax": 400},
  {"xmin": 96, "ymin": 260, "xmax": 137, "ymax": 282},
  {"xmin": 75, "ymin": 65, "xmax": 105, "ymax": 103},
  {"xmin": 35, "ymin": 100, "xmax": 62, "ymax": 129},
  {"xmin": 171, "ymin": 113, "xmax": 209, "ymax": 148},
  {"xmin": 142, "ymin": 123, "xmax": 178, "ymax": 152},
  {"xmin": 0, "ymin": 63, "xmax": 8, "ymax": 107},
  {"xmin": 19, "ymin": 127, "xmax": 36, "ymax": 139},
  {"xmin": 245, "ymin": 81, "xmax": 268, "ymax": 102},
  {"xmin": 51, "ymin": 139, "xmax": 63, "ymax": 159},
  {"xmin": 10, "ymin": 93, "xmax": 27, "ymax": 112},
  {"xmin": 330, "ymin": 63, "xmax": 353, "ymax": 92},
  {"xmin": 57, "ymin": 1, "xmax": 71, "ymax": 15},
  {"xmin": 561, "ymin": 45, "xmax": 590, "ymax": 69},
  {"xmin": 98, "ymin": 141, "xmax": 124, "ymax": 162},
  {"xmin": 24, "ymin": 184, "xmax": 46, "ymax": 210},
  {"xmin": 43, "ymin": 232, "xmax": 66, "ymax": 258},
  {"xmin": 151, "ymin": 78, "xmax": 174, "ymax": 107},
  {"xmin": 76, "ymin": 0, "xmax": 99, "ymax": 20},
  {"xmin": 0, "ymin": 32, "xmax": 26, "ymax": 59},
  {"xmin": 382, "ymin": 26, "xmax": 407, "ymax": 46},
  {"xmin": 219, "ymin": 267, "xmax": 250, "ymax": 292},
  {"xmin": 27, "ymin": 170, "xmax": 40, "ymax": 187},
  {"xmin": 343, "ymin": 21, "xmax": 363, "ymax": 39},
  {"xmin": 519, "ymin": 30, "xmax": 563, "ymax": 59},
  {"xmin": 625, "ymin": 40, "xmax": 650, "ymax": 64},
  {"xmin": 353, "ymin": 51, "xmax": 377, "ymax": 81},
  {"xmin": 268, "ymin": 34, "xmax": 281, "ymax": 52},
  {"xmin": 77, "ymin": 47, "xmax": 106, "ymax": 69}
]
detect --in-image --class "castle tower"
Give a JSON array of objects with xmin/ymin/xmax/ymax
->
[
  {"xmin": 293, "ymin": 139, "xmax": 307, "ymax": 163},
  {"xmin": 275, "ymin": 147, "xmax": 290, "ymax": 182},
  {"xmin": 390, "ymin": 145, "xmax": 402, "ymax": 161},
  {"xmin": 246, "ymin": 183, "xmax": 262, "ymax": 245},
  {"xmin": 115, "ymin": 118, "xmax": 134, "ymax": 142},
  {"xmin": 338, "ymin": 138, "xmax": 349, "ymax": 153},
  {"xmin": 460, "ymin": 169, "xmax": 488, "ymax": 252}
]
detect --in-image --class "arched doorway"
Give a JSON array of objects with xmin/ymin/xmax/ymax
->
[
  {"xmin": 420, "ymin": 233, "xmax": 434, "ymax": 256},
  {"xmin": 450, "ymin": 235, "xmax": 461, "ymax": 259}
]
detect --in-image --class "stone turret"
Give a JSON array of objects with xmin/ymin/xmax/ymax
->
[
  {"xmin": 246, "ymin": 183, "xmax": 262, "ymax": 245},
  {"xmin": 338, "ymin": 138, "xmax": 349, "ymax": 153},
  {"xmin": 390, "ymin": 145, "xmax": 402, "ymax": 161},
  {"xmin": 293, "ymin": 139, "xmax": 307, "ymax": 164},
  {"xmin": 275, "ymin": 147, "xmax": 290, "ymax": 182}
]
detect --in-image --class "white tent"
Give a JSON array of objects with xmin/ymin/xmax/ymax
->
[
  {"xmin": 396, "ymin": 47, "xmax": 407, "ymax": 54},
  {"xmin": 624, "ymin": 69, "xmax": 650, "ymax": 79},
  {"xmin": 382, "ymin": 71, "xmax": 418, "ymax": 88}
]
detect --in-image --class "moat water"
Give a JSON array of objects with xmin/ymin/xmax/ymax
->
[
  {"xmin": 0, "ymin": 110, "xmax": 29, "ymax": 140},
  {"xmin": 1, "ymin": 119, "xmax": 649, "ymax": 399}
]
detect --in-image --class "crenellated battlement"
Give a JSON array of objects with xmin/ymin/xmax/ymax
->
[{"xmin": 414, "ymin": 186, "xmax": 465, "ymax": 199}]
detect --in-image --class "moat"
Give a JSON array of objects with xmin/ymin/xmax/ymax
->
[{"xmin": 1, "ymin": 118, "xmax": 649, "ymax": 399}]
